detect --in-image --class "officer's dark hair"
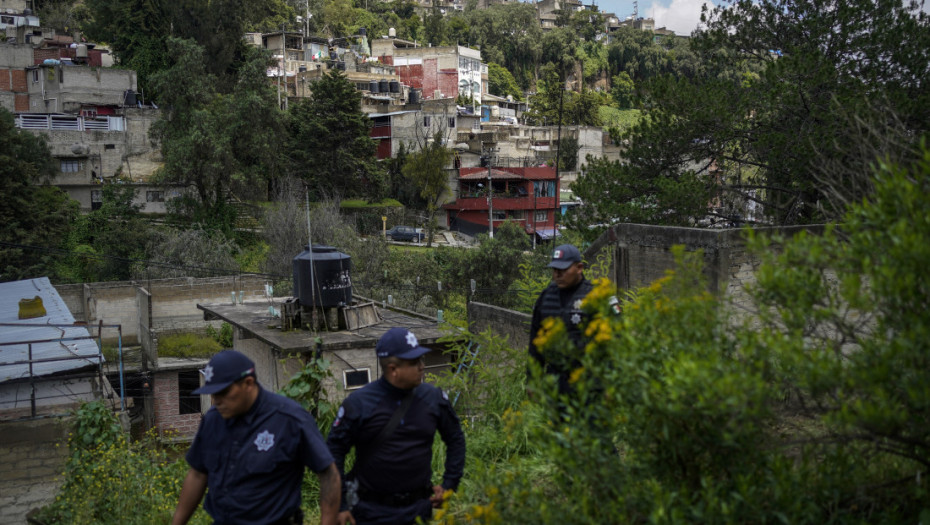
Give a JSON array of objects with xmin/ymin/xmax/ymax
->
[{"xmin": 379, "ymin": 356, "xmax": 401, "ymax": 371}]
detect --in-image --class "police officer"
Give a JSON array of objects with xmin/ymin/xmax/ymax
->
[
  {"xmin": 172, "ymin": 350, "xmax": 341, "ymax": 525},
  {"xmin": 326, "ymin": 327, "xmax": 466, "ymax": 525},
  {"xmin": 529, "ymin": 244, "xmax": 594, "ymax": 395}
]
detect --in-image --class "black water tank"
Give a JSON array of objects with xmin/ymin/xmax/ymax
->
[
  {"xmin": 292, "ymin": 245, "xmax": 352, "ymax": 308},
  {"xmin": 359, "ymin": 27, "xmax": 367, "ymax": 36},
  {"xmin": 379, "ymin": 78, "xmax": 389, "ymax": 93},
  {"xmin": 389, "ymin": 80, "xmax": 400, "ymax": 93},
  {"xmin": 370, "ymin": 80, "xmax": 379, "ymax": 93},
  {"xmin": 409, "ymin": 89, "xmax": 419, "ymax": 104}
]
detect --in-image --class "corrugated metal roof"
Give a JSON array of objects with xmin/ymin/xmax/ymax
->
[{"xmin": 0, "ymin": 277, "xmax": 102, "ymax": 383}]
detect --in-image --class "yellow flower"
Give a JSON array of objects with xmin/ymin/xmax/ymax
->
[{"xmin": 568, "ymin": 367, "xmax": 584, "ymax": 384}]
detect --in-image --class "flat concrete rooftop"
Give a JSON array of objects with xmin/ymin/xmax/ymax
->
[{"xmin": 198, "ymin": 298, "xmax": 445, "ymax": 354}]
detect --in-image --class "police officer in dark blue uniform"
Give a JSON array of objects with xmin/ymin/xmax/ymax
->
[
  {"xmin": 172, "ymin": 350, "xmax": 341, "ymax": 525},
  {"xmin": 529, "ymin": 244, "xmax": 594, "ymax": 395},
  {"xmin": 326, "ymin": 327, "xmax": 466, "ymax": 525}
]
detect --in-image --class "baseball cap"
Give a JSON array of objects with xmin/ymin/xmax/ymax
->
[
  {"xmin": 547, "ymin": 244, "xmax": 582, "ymax": 270},
  {"xmin": 192, "ymin": 350, "xmax": 256, "ymax": 395},
  {"xmin": 376, "ymin": 327, "xmax": 432, "ymax": 360}
]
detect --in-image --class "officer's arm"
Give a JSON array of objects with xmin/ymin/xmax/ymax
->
[
  {"xmin": 171, "ymin": 468, "xmax": 207, "ymax": 525},
  {"xmin": 325, "ymin": 400, "xmax": 359, "ymax": 513},
  {"xmin": 317, "ymin": 462, "xmax": 341, "ymax": 525}
]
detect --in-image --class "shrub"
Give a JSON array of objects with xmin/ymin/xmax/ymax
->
[
  {"xmin": 35, "ymin": 401, "xmax": 210, "ymax": 525},
  {"xmin": 157, "ymin": 332, "xmax": 221, "ymax": 357}
]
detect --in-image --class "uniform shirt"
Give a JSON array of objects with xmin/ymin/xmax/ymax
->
[
  {"xmin": 529, "ymin": 276, "xmax": 594, "ymax": 394},
  {"xmin": 186, "ymin": 386, "xmax": 334, "ymax": 525},
  {"xmin": 326, "ymin": 377, "xmax": 466, "ymax": 508}
]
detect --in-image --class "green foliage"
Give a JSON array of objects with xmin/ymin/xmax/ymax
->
[
  {"xmin": 150, "ymin": 38, "xmax": 284, "ymax": 229},
  {"xmin": 486, "ymin": 63, "xmax": 523, "ymax": 101},
  {"xmin": 402, "ymin": 131, "xmax": 453, "ymax": 246},
  {"xmin": 610, "ymin": 71, "xmax": 635, "ymax": 109},
  {"xmin": 57, "ymin": 183, "xmax": 151, "ymax": 283},
  {"xmin": 747, "ymin": 144, "xmax": 930, "ymax": 471},
  {"xmin": 38, "ymin": 406, "xmax": 207, "ymax": 525},
  {"xmin": 69, "ymin": 401, "xmax": 124, "ymax": 453},
  {"xmin": 586, "ymin": 0, "xmax": 930, "ymax": 228},
  {"xmin": 285, "ymin": 70, "xmax": 385, "ymax": 200},
  {"xmin": 524, "ymin": 65, "xmax": 601, "ymax": 127},
  {"xmin": 278, "ymin": 354, "xmax": 337, "ymax": 430},
  {"xmin": 598, "ymin": 106, "xmax": 642, "ymax": 133},
  {"xmin": 0, "ymin": 108, "xmax": 78, "ymax": 282},
  {"xmin": 133, "ymin": 226, "xmax": 241, "ymax": 279},
  {"xmin": 157, "ymin": 332, "xmax": 221, "ymax": 357},
  {"xmin": 205, "ymin": 322, "xmax": 234, "ymax": 349}
]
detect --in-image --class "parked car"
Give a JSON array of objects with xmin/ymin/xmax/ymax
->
[{"xmin": 385, "ymin": 225, "xmax": 425, "ymax": 242}]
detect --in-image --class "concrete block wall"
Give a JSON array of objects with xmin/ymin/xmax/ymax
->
[
  {"xmin": 84, "ymin": 281, "xmax": 140, "ymax": 343},
  {"xmin": 152, "ymin": 371, "xmax": 202, "ymax": 439},
  {"xmin": 467, "ymin": 301, "xmax": 531, "ymax": 353},
  {"xmin": 0, "ymin": 417, "xmax": 70, "ymax": 525},
  {"xmin": 55, "ymin": 275, "xmax": 271, "ymax": 345}
]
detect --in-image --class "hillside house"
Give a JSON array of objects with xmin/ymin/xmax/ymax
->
[{"xmin": 444, "ymin": 165, "xmax": 559, "ymax": 240}]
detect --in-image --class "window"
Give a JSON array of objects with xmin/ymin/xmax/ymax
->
[
  {"xmin": 60, "ymin": 160, "xmax": 82, "ymax": 173},
  {"xmin": 535, "ymin": 210, "xmax": 548, "ymax": 222},
  {"xmin": 423, "ymin": 115, "xmax": 431, "ymax": 127},
  {"xmin": 344, "ymin": 368, "xmax": 371, "ymax": 390},
  {"xmin": 0, "ymin": 15, "xmax": 13, "ymax": 24},
  {"xmin": 32, "ymin": 69, "xmax": 39, "ymax": 83},
  {"xmin": 146, "ymin": 191, "xmax": 165, "ymax": 202},
  {"xmin": 492, "ymin": 210, "xmax": 506, "ymax": 220},
  {"xmin": 448, "ymin": 117, "xmax": 456, "ymax": 128},
  {"xmin": 178, "ymin": 370, "xmax": 202, "ymax": 415},
  {"xmin": 534, "ymin": 181, "xmax": 556, "ymax": 197}
]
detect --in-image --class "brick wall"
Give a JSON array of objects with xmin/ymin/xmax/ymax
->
[
  {"xmin": 10, "ymin": 69, "xmax": 26, "ymax": 92},
  {"xmin": 14, "ymin": 93, "xmax": 29, "ymax": 111},
  {"xmin": 0, "ymin": 69, "xmax": 9, "ymax": 90},
  {"xmin": 153, "ymin": 371, "xmax": 202, "ymax": 439},
  {"xmin": 0, "ymin": 418, "xmax": 70, "ymax": 525},
  {"xmin": 437, "ymin": 68, "xmax": 459, "ymax": 100}
]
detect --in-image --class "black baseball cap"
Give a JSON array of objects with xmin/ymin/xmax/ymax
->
[
  {"xmin": 376, "ymin": 327, "xmax": 432, "ymax": 360},
  {"xmin": 547, "ymin": 244, "xmax": 582, "ymax": 270},
  {"xmin": 192, "ymin": 350, "xmax": 256, "ymax": 395}
]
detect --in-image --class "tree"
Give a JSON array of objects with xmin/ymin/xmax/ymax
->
[
  {"xmin": 487, "ymin": 62, "xmax": 523, "ymax": 101},
  {"xmin": 0, "ymin": 109, "xmax": 78, "ymax": 282},
  {"xmin": 149, "ymin": 38, "xmax": 285, "ymax": 230},
  {"xmin": 285, "ymin": 69, "xmax": 385, "ymax": 200},
  {"xmin": 134, "ymin": 227, "xmax": 241, "ymax": 279},
  {"xmin": 610, "ymin": 71, "xmax": 635, "ymax": 109},
  {"xmin": 575, "ymin": 0, "xmax": 930, "ymax": 230},
  {"xmin": 402, "ymin": 132, "xmax": 453, "ymax": 247},
  {"xmin": 747, "ymin": 143, "xmax": 930, "ymax": 472},
  {"xmin": 59, "ymin": 184, "xmax": 151, "ymax": 282}
]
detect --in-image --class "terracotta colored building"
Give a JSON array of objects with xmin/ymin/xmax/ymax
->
[{"xmin": 445, "ymin": 166, "xmax": 559, "ymax": 240}]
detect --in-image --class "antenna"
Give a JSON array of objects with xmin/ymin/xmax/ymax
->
[{"xmin": 633, "ymin": 0, "xmax": 638, "ymax": 18}]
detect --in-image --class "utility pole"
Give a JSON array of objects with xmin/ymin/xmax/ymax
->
[
  {"xmin": 483, "ymin": 143, "xmax": 496, "ymax": 238},
  {"xmin": 282, "ymin": 25, "xmax": 288, "ymax": 111}
]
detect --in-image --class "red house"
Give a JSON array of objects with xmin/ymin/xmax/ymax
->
[{"xmin": 444, "ymin": 166, "xmax": 559, "ymax": 240}]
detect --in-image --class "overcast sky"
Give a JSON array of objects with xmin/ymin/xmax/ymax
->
[{"xmin": 595, "ymin": 0, "xmax": 714, "ymax": 35}]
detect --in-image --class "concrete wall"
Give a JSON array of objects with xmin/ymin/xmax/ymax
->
[
  {"xmin": 0, "ymin": 417, "xmax": 70, "ymax": 525},
  {"xmin": 55, "ymin": 275, "xmax": 270, "ymax": 345},
  {"xmin": 466, "ymin": 224, "xmax": 822, "ymax": 352},
  {"xmin": 467, "ymin": 301, "xmax": 531, "ymax": 353}
]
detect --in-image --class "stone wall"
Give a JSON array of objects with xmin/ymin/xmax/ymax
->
[{"xmin": 0, "ymin": 417, "xmax": 70, "ymax": 525}]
